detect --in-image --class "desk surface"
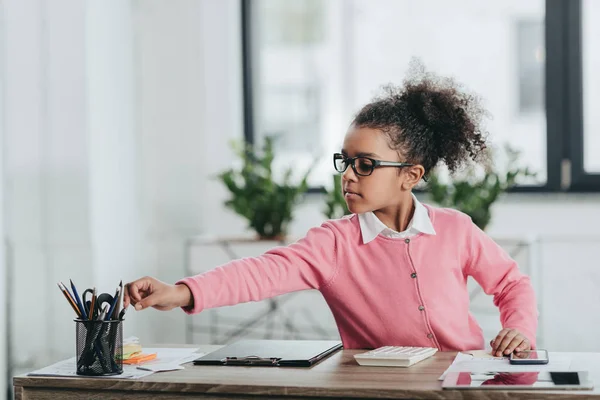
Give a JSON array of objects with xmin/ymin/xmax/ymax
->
[{"xmin": 14, "ymin": 345, "xmax": 600, "ymax": 400}]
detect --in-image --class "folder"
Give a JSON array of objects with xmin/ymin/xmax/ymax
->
[{"xmin": 192, "ymin": 339, "xmax": 343, "ymax": 367}]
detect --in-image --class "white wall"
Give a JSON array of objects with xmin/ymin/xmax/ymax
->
[
  {"xmin": 86, "ymin": 0, "xmax": 140, "ymax": 295},
  {"xmin": 4, "ymin": 0, "xmax": 92, "ymax": 378},
  {"xmin": 131, "ymin": 0, "xmax": 243, "ymax": 344},
  {"xmin": 0, "ymin": 6, "xmax": 6, "ymax": 392},
  {"xmin": 2, "ymin": 0, "xmax": 244, "ymax": 388}
]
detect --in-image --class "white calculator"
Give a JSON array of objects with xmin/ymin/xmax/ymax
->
[{"xmin": 354, "ymin": 346, "xmax": 438, "ymax": 367}]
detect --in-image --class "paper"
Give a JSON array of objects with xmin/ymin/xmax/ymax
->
[
  {"xmin": 137, "ymin": 352, "xmax": 203, "ymax": 372},
  {"xmin": 135, "ymin": 348, "xmax": 203, "ymax": 372},
  {"xmin": 439, "ymin": 352, "xmax": 572, "ymax": 380},
  {"xmin": 462, "ymin": 350, "xmax": 502, "ymax": 359},
  {"xmin": 28, "ymin": 348, "xmax": 203, "ymax": 379},
  {"xmin": 28, "ymin": 358, "xmax": 155, "ymax": 379}
]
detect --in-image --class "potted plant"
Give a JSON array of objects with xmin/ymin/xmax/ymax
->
[
  {"xmin": 323, "ymin": 174, "xmax": 351, "ymax": 220},
  {"xmin": 217, "ymin": 136, "xmax": 312, "ymax": 240},
  {"xmin": 426, "ymin": 144, "xmax": 535, "ymax": 230}
]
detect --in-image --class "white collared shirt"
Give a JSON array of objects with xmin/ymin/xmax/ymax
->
[{"xmin": 357, "ymin": 194, "xmax": 437, "ymax": 244}]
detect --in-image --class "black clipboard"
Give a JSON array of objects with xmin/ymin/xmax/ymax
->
[{"xmin": 192, "ymin": 339, "xmax": 343, "ymax": 367}]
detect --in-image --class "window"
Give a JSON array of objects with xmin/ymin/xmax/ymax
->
[
  {"xmin": 583, "ymin": 0, "xmax": 600, "ymax": 174},
  {"xmin": 517, "ymin": 20, "xmax": 545, "ymax": 114},
  {"xmin": 254, "ymin": 0, "xmax": 324, "ymax": 154},
  {"xmin": 546, "ymin": 0, "xmax": 600, "ymax": 191},
  {"xmin": 243, "ymin": 0, "xmax": 599, "ymax": 192}
]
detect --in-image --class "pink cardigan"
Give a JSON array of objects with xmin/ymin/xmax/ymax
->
[{"xmin": 178, "ymin": 206, "xmax": 538, "ymax": 350}]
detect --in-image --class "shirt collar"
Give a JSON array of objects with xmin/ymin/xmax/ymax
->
[{"xmin": 358, "ymin": 194, "xmax": 436, "ymax": 244}]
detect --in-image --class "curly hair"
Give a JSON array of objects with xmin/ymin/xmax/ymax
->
[{"xmin": 353, "ymin": 60, "xmax": 489, "ymax": 176}]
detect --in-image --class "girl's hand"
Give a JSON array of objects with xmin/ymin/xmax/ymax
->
[
  {"xmin": 123, "ymin": 276, "xmax": 193, "ymax": 311},
  {"xmin": 490, "ymin": 328, "xmax": 531, "ymax": 357}
]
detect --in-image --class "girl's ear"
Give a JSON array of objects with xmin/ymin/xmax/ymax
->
[{"xmin": 401, "ymin": 165, "xmax": 425, "ymax": 190}]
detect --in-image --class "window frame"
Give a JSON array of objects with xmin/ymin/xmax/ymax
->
[
  {"xmin": 562, "ymin": 0, "xmax": 600, "ymax": 190},
  {"xmin": 241, "ymin": 0, "xmax": 599, "ymax": 193}
]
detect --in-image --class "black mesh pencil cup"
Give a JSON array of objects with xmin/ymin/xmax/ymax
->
[{"xmin": 75, "ymin": 319, "xmax": 123, "ymax": 376}]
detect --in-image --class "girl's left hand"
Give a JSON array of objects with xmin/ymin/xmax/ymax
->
[{"xmin": 490, "ymin": 328, "xmax": 531, "ymax": 357}]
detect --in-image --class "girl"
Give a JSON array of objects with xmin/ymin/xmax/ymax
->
[{"xmin": 124, "ymin": 67, "xmax": 537, "ymax": 357}]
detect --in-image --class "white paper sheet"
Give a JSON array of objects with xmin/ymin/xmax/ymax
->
[
  {"xmin": 27, "ymin": 348, "xmax": 203, "ymax": 379},
  {"xmin": 27, "ymin": 358, "xmax": 155, "ymax": 379},
  {"xmin": 439, "ymin": 352, "xmax": 572, "ymax": 380},
  {"xmin": 136, "ymin": 348, "xmax": 203, "ymax": 372}
]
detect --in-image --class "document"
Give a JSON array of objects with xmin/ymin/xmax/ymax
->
[{"xmin": 439, "ymin": 352, "xmax": 572, "ymax": 380}]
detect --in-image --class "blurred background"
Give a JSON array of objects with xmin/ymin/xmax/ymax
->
[{"xmin": 1, "ymin": 0, "xmax": 600, "ymax": 397}]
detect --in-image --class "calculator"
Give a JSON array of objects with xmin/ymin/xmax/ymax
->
[{"xmin": 354, "ymin": 346, "xmax": 438, "ymax": 367}]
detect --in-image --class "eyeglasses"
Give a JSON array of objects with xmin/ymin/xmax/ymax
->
[{"xmin": 333, "ymin": 153, "xmax": 414, "ymax": 177}]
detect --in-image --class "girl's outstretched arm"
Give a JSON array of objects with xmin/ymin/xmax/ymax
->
[{"xmin": 175, "ymin": 222, "xmax": 339, "ymax": 315}]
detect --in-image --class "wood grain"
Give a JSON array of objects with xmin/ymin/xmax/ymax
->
[
  {"xmin": 13, "ymin": 385, "xmax": 22, "ymax": 400},
  {"xmin": 14, "ymin": 346, "xmax": 600, "ymax": 399}
]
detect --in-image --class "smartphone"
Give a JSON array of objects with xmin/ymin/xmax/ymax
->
[{"xmin": 509, "ymin": 349, "xmax": 549, "ymax": 365}]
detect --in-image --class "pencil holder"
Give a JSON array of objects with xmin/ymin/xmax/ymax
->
[{"xmin": 75, "ymin": 319, "xmax": 123, "ymax": 376}]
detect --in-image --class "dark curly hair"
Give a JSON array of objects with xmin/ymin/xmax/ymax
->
[{"xmin": 353, "ymin": 60, "xmax": 489, "ymax": 177}]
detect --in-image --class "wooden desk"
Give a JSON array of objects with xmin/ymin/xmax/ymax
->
[{"xmin": 14, "ymin": 345, "xmax": 600, "ymax": 399}]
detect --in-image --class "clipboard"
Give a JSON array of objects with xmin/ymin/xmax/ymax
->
[{"xmin": 192, "ymin": 339, "xmax": 343, "ymax": 367}]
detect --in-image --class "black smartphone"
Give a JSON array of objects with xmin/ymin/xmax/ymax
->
[{"xmin": 509, "ymin": 349, "xmax": 549, "ymax": 365}]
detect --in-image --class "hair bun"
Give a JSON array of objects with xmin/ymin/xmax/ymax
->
[{"xmin": 354, "ymin": 60, "xmax": 489, "ymax": 175}]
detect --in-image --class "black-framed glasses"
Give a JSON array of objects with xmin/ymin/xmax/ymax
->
[{"xmin": 333, "ymin": 153, "xmax": 414, "ymax": 177}]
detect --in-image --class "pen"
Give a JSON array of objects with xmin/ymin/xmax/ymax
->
[
  {"xmin": 70, "ymin": 279, "xmax": 88, "ymax": 320},
  {"xmin": 105, "ymin": 286, "xmax": 121, "ymax": 321},
  {"xmin": 88, "ymin": 287, "xmax": 97, "ymax": 321},
  {"xmin": 114, "ymin": 280, "xmax": 123, "ymax": 318},
  {"xmin": 57, "ymin": 283, "xmax": 82, "ymax": 318}
]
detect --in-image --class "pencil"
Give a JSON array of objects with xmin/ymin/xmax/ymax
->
[
  {"xmin": 69, "ymin": 279, "xmax": 87, "ymax": 319},
  {"xmin": 57, "ymin": 283, "xmax": 81, "ymax": 318},
  {"xmin": 88, "ymin": 287, "xmax": 96, "ymax": 321}
]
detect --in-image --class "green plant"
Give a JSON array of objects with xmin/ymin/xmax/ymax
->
[
  {"xmin": 323, "ymin": 174, "xmax": 350, "ymax": 219},
  {"xmin": 217, "ymin": 136, "xmax": 312, "ymax": 240},
  {"xmin": 427, "ymin": 144, "xmax": 535, "ymax": 230}
]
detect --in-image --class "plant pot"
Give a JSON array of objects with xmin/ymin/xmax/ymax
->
[{"xmin": 256, "ymin": 234, "xmax": 287, "ymax": 242}]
